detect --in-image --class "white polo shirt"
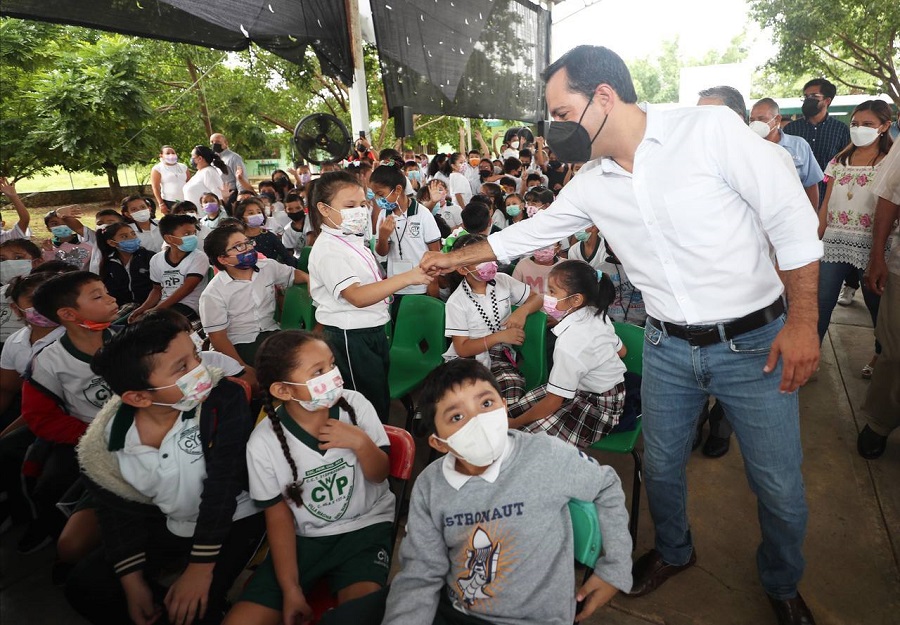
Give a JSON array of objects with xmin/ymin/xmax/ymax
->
[
  {"xmin": 443, "ymin": 273, "xmax": 530, "ymax": 368},
  {"xmin": 1, "ymin": 325, "xmax": 66, "ymax": 375},
  {"xmin": 246, "ymin": 389, "xmax": 394, "ymax": 537},
  {"xmin": 433, "ymin": 203, "xmax": 463, "ymax": 229},
  {"xmin": 199, "ymin": 259, "xmax": 295, "ymax": 346},
  {"xmin": 108, "ymin": 404, "xmax": 258, "ymax": 538},
  {"xmin": 282, "ymin": 220, "xmax": 311, "ymax": 255},
  {"xmin": 0, "ymin": 284, "xmax": 25, "ymax": 342},
  {"xmin": 149, "ymin": 249, "xmax": 209, "ymax": 314},
  {"xmin": 548, "ymin": 307, "xmax": 625, "ymax": 398},
  {"xmin": 566, "ymin": 238, "xmax": 606, "ymax": 270},
  {"xmin": 29, "ymin": 332, "xmax": 114, "ymax": 422},
  {"xmin": 375, "ymin": 200, "xmax": 441, "ymax": 295},
  {"xmin": 131, "ymin": 221, "xmax": 164, "ymax": 253},
  {"xmin": 309, "ymin": 226, "xmax": 390, "ymax": 330}
]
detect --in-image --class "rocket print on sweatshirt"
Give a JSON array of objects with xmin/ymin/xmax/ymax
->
[{"xmin": 458, "ymin": 526, "xmax": 501, "ymax": 606}]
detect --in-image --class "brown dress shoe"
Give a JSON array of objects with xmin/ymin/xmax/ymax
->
[
  {"xmin": 768, "ymin": 593, "xmax": 816, "ymax": 625},
  {"xmin": 628, "ymin": 548, "xmax": 697, "ymax": 597}
]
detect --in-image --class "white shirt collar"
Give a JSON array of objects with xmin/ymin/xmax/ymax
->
[
  {"xmin": 441, "ymin": 433, "xmax": 515, "ymax": 491},
  {"xmin": 551, "ymin": 306, "xmax": 592, "ymax": 337}
]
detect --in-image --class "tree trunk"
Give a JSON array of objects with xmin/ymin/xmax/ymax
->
[
  {"xmin": 104, "ymin": 162, "xmax": 123, "ymax": 203},
  {"xmin": 186, "ymin": 57, "xmax": 213, "ymax": 138}
]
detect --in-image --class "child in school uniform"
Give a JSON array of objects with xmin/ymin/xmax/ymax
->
[
  {"xmin": 371, "ymin": 165, "xmax": 443, "ymax": 318},
  {"xmin": 280, "ymin": 191, "xmax": 312, "ymax": 260},
  {"xmin": 383, "ymin": 359, "xmax": 632, "ymax": 625},
  {"xmin": 443, "ymin": 234, "xmax": 542, "ymax": 406},
  {"xmin": 121, "ymin": 195, "xmax": 164, "ymax": 253},
  {"xmin": 66, "ymin": 314, "xmax": 265, "ymax": 625},
  {"xmin": 200, "ymin": 192, "xmax": 228, "ymax": 230},
  {"xmin": 223, "ymin": 330, "xmax": 393, "ymax": 625},
  {"xmin": 199, "ymin": 226, "xmax": 309, "ymax": 372},
  {"xmin": 129, "ymin": 214, "xmax": 208, "ymax": 323},
  {"xmin": 234, "ymin": 197, "xmax": 296, "ymax": 267},
  {"xmin": 509, "ymin": 261, "xmax": 627, "ymax": 447},
  {"xmin": 18, "ymin": 271, "xmax": 119, "ymax": 551},
  {"xmin": 307, "ymin": 171, "xmax": 432, "ymax": 421},
  {"xmin": 95, "ymin": 222, "xmax": 154, "ymax": 310},
  {"xmin": 1, "ymin": 239, "xmax": 46, "ymax": 347}
]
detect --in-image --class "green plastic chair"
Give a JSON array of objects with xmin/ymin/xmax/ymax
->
[
  {"xmin": 570, "ymin": 499, "xmax": 602, "ymax": 622},
  {"xmin": 280, "ymin": 284, "xmax": 316, "ymax": 331},
  {"xmin": 388, "ymin": 295, "xmax": 446, "ymax": 431},
  {"xmin": 296, "ymin": 246, "xmax": 312, "ymax": 273},
  {"xmin": 513, "ymin": 309, "xmax": 548, "ymax": 391},
  {"xmin": 588, "ymin": 322, "xmax": 644, "ymax": 546}
]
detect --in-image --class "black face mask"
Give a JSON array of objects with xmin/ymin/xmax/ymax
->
[
  {"xmin": 189, "ymin": 158, "xmax": 197, "ymax": 170},
  {"xmin": 548, "ymin": 160, "xmax": 562, "ymax": 170},
  {"xmin": 211, "ymin": 142, "xmax": 224, "ymax": 153},
  {"xmin": 287, "ymin": 211, "xmax": 305, "ymax": 222},
  {"xmin": 546, "ymin": 95, "xmax": 608, "ymax": 163},
  {"xmin": 801, "ymin": 98, "xmax": 821, "ymax": 119}
]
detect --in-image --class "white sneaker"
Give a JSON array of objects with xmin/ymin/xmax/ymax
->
[{"xmin": 837, "ymin": 286, "xmax": 856, "ymax": 306}]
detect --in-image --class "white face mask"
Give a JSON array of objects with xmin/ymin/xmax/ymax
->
[
  {"xmin": 150, "ymin": 363, "xmax": 213, "ymax": 412},
  {"xmin": 749, "ymin": 119, "xmax": 774, "ymax": 138},
  {"xmin": 849, "ymin": 126, "xmax": 880, "ymax": 147},
  {"xmin": 328, "ymin": 205, "xmax": 368, "ymax": 236},
  {"xmin": 163, "ymin": 154, "xmax": 178, "ymax": 165},
  {"xmin": 130, "ymin": 208, "xmax": 152, "ymax": 223},
  {"xmin": 434, "ymin": 407, "xmax": 509, "ymax": 467},
  {"xmin": 1, "ymin": 259, "xmax": 32, "ymax": 285},
  {"xmin": 282, "ymin": 367, "xmax": 344, "ymax": 411}
]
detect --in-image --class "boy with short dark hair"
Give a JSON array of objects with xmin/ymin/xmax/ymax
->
[
  {"xmin": 130, "ymin": 214, "xmax": 209, "ymax": 323},
  {"xmin": 66, "ymin": 314, "xmax": 264, "ymax": 625},
  {"xmin": 383, "ymin": 359, "xmax": 632, "ymax": 625}
]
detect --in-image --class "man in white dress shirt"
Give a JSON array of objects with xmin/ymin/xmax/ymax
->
[{"xmin": 421, "ymin": 46, "xmax": 821, "ymax": 625}]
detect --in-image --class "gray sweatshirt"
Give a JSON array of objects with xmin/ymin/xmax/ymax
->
[{"xmin": 383, "ymin": 431, "xmax": 632, "ymax": 625}]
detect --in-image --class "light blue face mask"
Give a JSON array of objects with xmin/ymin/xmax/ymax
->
[
  {"xmin": 506, "ymin": 205, "xmax": 522, "ymax": 217},
  {"xmin": 176, "ymin": 234, "xmax": 199, "ymax": 253},
  {"xmin": 366, "ymin": 188, "xmax": 375, "ymax": 201},
  {"xmin": 375, "ymin": 188, "xmax": 400, "ymax": 212},
  {"xmin": 51, "ymin": 225, "xmax": 75, "ymax": 240},
  {"xmin": 574, "ymin": 230, "xmax": 590, "ymax": 242},
  {"xmin": 116, "ymin": 237, "xmax": 142, "ymax": 253}
]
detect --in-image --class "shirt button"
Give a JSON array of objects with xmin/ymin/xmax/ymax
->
[{"xmin": 162, "ymin": 453, "xmax": 169, "ymax": 459}]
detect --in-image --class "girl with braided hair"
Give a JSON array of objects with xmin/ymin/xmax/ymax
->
[
  {"xmin": 226, "ymin": 330, "xmax": 394, "ymax": 625},
  {"xmin": 442, "ymin": 234, "xmax": 544, "ymax": 406}
]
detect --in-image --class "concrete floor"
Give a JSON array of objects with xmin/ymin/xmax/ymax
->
[{"xmin": 2, "ymin": 290, "xmax": 898, "ymax": 624}]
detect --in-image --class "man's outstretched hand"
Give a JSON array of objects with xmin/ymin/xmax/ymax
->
[{"xmin": 420, "ymin": 251, "xmax": 459, "ymax": 276}]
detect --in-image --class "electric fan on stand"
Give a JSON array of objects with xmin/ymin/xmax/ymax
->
[{"xmin": 292, "ymin": 113, "xmax": 352, "ymax": 164}]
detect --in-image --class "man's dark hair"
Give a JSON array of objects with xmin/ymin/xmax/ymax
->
[
  {"xmin": 699, "ymin": 85, "xmax": 747, "ymax": 123},
  {"xmin": 203, "ymin": 225, "xmax": 243, "ymax": 270},
  {"xmin": 91, "ymin": 314, "xmax": 186, "ymax": 395},
  {"xmin": 461, "ymin": 201, "xmax": 492, "ymax": 234},
  {"xmin": 158, "ymin": 214, "xmax": 197, "ymax": 237},
  {"xmin": 803, "ymin": 78, "xmax": 837, "ymax": 101},
  {"xmin": 417, "ymin": 359, "xmax": 503, "ymax": 433},
  {"xmin": 32, "ymin": 270, "xmax": 103, "ymax": 323},
  {"xmin": 541, "ymin": 45, "xmax": 638, "ymax": 104}
]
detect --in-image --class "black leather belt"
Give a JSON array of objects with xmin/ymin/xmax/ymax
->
[{"xmin": 648, "ymin": 299, "xmax": 785, "ymax": 347}]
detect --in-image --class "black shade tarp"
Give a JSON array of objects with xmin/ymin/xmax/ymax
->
[
  {"xmin": 0, "ymin": 0, "xmax": 353, "ymax": 84},
  {"xmin": 370, "ymin": 0, "xmax": 550, "ymax": 123}
]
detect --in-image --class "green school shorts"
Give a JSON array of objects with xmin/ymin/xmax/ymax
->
[{"xmin": 239, "ymin": 521, "xmax": 392, "ymax": 610}]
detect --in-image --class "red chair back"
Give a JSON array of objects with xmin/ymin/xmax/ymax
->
[{"xmin": 384, "ymin": 425, "xmax": 414, "ymax": 480}]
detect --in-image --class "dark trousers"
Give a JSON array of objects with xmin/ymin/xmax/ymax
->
[
  {"xmin": 322, "ymin": 325, "xmax": 391, "ymax": 422},
  {"xmin": 65, "ymin": 512, "xmax": 265, "ymax": 625},
  {"xmin": 0, "ymin": 427, "xmax": 36, "ymax": 524},
  {"xmin": 29, "ymin": 442, "xmax": 79, "ymax": 538}
]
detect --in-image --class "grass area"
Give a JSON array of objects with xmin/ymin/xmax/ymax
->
[
  {"xmin": 5, "ymin": 204, "xmax": 110, "ymax": 240},
  {"xmin": 15, "ymin": 166, "xmax": 154, "ymax": 193}
]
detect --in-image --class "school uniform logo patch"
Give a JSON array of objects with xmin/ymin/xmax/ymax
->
[
  {"xmin": 304, "ymin": 458, "xmax": 355, "ymax": 522},
  {"xmin": 177, "ymin": 424, "xmax": 203, "ymax": 458},
  {"xmin": 83, "ymin": 376, "xmax": 113, "ymax": 409},
  {"xmin": 409, "ymin": 222, "xmax": 420, "ymax": 237}
]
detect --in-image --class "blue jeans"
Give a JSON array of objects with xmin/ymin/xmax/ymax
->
[
  {"xmin": 642, "ymin": 315, "xmax": 807, "ymax": 599},
  {"xmin": 817, "ymin": 261, "xmax": 881, "ymax": 354}
]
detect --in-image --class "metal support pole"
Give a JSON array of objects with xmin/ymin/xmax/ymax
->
[{"xmin": 346, "ymin": 0, "xmax": 371, "ymax": 137}]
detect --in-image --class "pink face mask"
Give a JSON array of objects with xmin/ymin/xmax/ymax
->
[
  {"xmin": 24, "ymin": 307, "xmax": 59, "ymax": 328},
  {"xmin": 532, "ymin": 247, "xmax": 556, "ymax": 263},
  {"xmin": 542, "ymin": 294, "xmax": 574, "ymax": 321},
  {"xmin": 469, "ymin": 261, "xmax": 498, "ymax": 282}
]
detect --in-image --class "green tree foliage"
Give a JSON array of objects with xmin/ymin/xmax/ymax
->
[{"xmin": 749, "ymin": 0, "xmax": 900, "ymax": 107}]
